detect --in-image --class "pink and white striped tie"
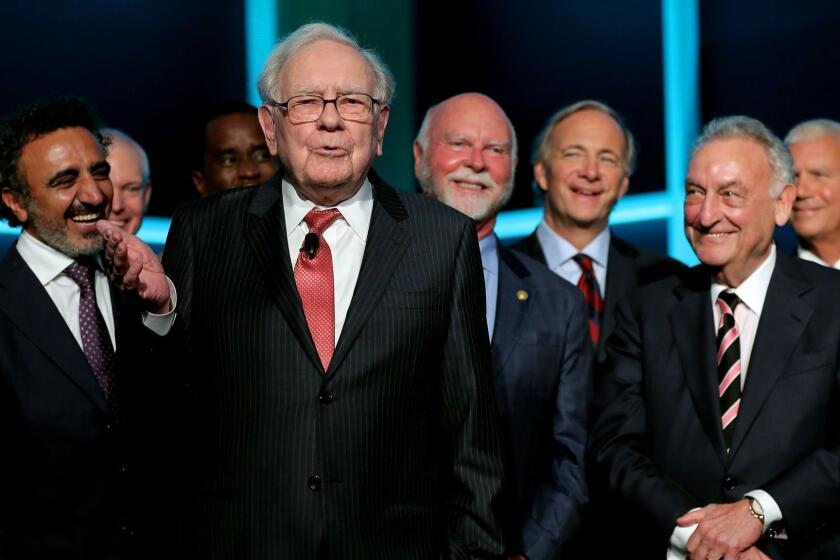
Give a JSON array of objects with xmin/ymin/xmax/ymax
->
[{"xmin": 716, "ymin": 291, "xmax": 741, "ymax": 451}]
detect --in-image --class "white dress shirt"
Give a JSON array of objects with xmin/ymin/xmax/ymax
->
[
  {"xmin": 16, "ymin": 231, "xmax": 117, "ymax": 350},
  {"xmin": 283, "ymin": 178, "xmax": 372, "ymax": 345},
  {"xmin": 668, "ymin": 245, "xmax": 783, "ymax": 559},
  {"xmin": 797, "ymin": 246, "xmax": 840, "ymax": 269},
  {"xmin": 536, "ymin": 220, "xmax": 609, "ymax": 296}
]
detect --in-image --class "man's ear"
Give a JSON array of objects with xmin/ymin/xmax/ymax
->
[
  {"xmin": 142, "ymin": 182, "xmax": 153, "ymax": 212},
  {"xmin": 1, "ymin": 187, "xmax": 28, "ymax": 224},
  {"xmin": 533, "ymin": 162, "xmax": 549, "ymax": 193},
  {"xmin": 192, "ymin": 171, "xmax": 207, "ymax": 197},
  {"xmin": 775, "ymin": 182, "xmax": 796, "ymax": 226},
  {"xmin": 618, "ymin": 174, "xmax": 630, "ymax": 199},
  {"xmin": 258, "ymin": 105, "xmax": 278, "ymax": 156},
  {"xmin": 412, "ymin": 140, "xmax": 424, "ymax": 178},
  {"xmin": 374, "ymin": 105, "xmax": 390, "ymax": 156}
]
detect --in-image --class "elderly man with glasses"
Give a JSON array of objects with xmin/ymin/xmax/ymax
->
[{"xmin": 99, "ymin": 22, "xmax": 505, "ymax": 560}]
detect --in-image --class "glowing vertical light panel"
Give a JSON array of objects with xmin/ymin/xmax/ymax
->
[
  {"xmin": 245, "ymin": 0, "xmax": 278, "ymax": 106},
  {"xmin": 662, "ymin": 0, "xmax": 700, "ymax": 264}
]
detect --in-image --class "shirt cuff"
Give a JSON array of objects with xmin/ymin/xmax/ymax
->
[
  {"xmin": 744, "ymin": 489, "xmax": 783, "ymax": 532},
  {"xmin": 142, "ymin": 276, "xmax": 177, "ymax": 336},
  {"xmin": 668, "ymin": 507, "xmax": 701, "ymax": 559}
]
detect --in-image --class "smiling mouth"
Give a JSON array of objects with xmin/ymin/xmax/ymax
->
[
  {"xmin": 699, "ymin": 231, "xmax": 733, "ymax": 240},
  {"xmin": 570, "ymin": 186, "xmax": 603, "ymax": 197},
  {"xmin": 70, "ymin": 212, "xmax": 101, "ymax": 224},
  {"xmin": 453, "ymin": 180, "xmax": 488, "ymax": 191}
]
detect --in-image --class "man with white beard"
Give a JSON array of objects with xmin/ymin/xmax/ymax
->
[{"xmin": 415, "ymin": 92, "xmax": 593, "ymax": 560}]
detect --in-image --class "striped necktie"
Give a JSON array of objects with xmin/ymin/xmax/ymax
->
[
  {"xmin": 716, "ymin": 290, "xmax": 742, "ymax": 451},
  {"xmin": 573, "ymin": 253, "xmax": 603, "ymax": 344}
]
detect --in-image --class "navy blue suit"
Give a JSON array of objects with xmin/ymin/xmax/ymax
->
[
  {"xmin": 591, "ymin": 252, "xmax": 840, "ymax": 558},
  {"xmin": 490, "ymin": 242, "xmax": 592, "ymax": 559}
]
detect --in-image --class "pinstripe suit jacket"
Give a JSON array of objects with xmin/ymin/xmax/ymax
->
[{"xmin": 162, "ymin": 171, "xmax": 506, "ymax": 559}]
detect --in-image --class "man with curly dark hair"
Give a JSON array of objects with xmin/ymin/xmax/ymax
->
[{"xmin": 0, "ymin": 98, "xmax": 172, "ymax": 559}]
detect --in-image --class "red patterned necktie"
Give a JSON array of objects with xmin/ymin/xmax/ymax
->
[
  {"xmin": 294, "ymin": 208, "xmax": 342, "ymax": 371},
  {"xmin": 64, "ymin": 260, "xmax": 117, "ymax": 408},
  {"xmin": 573, "ymin": 253, "xmax": 603, "ymax": 344},
  {"xmin": 716, "ymin": 291, "xmax": 742, "ymax": 451}
]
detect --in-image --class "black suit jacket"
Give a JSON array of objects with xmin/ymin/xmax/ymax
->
[
  {"xmin": 0, "ymin": 245, "xmax": 153, "ymax": 559},
  {"xmin": 490, "ymin": 244, "xmax": 592, "ymax": 559},
  {"xmin": 513, "ymin": 231, "xmax": 686, "ymax": 363},
  {"xmin": 590, "ymin": 252, "xmax": 840, "ymax": 558},
  {"xmin": 162, "ymin": 172, "xmax": 506, "ymax": 559}
]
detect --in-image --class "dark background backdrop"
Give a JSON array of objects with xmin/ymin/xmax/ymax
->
[{"xmin": 2, "ymin": 0, "xmax": 840, "ymax": 217}]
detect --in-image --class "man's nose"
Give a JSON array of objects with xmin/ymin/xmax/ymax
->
[
  {"xmin": 465, "ymin": 146, "xmax": 487, "ymax": 172},
  {"xmin": 697, "ymin": 193, "xmax": 722, "ymax": 226},
  {"xmin": 317, "ymin": 99, "xmax": 344, "ymax": 131},
  {"xmin": 795, "ymin": 174, "xmax": 812, "ymax": 198},
  {"xmin": 110, "ymin": 187, "xmax": 124, "ymax": 213},
  {"xmin": 77, "ymin": 173, "xmax": 106, "ymax": 207},
  {"xmin": 238, "ymin": 158, "xmax": 260, "ymax": 182},
  {"xmin": 579, "ymin": 156, "xmax": 600, "ymax": 181}
]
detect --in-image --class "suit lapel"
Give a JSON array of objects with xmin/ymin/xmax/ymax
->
[
  {"xmin": 243, "ymin": 177, "xmax": 323, "ymax": 372},
  {"xmin": 668, "ymin": 269, "xmax": 727, "ymax": 460},
  {"xmin": 327, "ymin": 176, "xmax": 409, "ymax": 377},
  {"xmin": 490, "ymin": 245, "xmax": 532, "ymax": 378},
  {"xmin": 727, "ymin": 253, "xmax": 813, "ymax": 458},
  {"xmin": 602, "ymin": 236, "xmax": 635, "ymax": 355},
  {"xmin": 0, "ymin": 247, "xmax": 110, "ymax": 412}
]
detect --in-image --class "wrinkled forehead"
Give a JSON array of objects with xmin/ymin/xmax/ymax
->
[
  {"xmin": 21, "ymin": 127, "xmax": 105, "ymax": 174},
  {"xmin": 278, "ymin": 39, "xmax": 376, "ymax": 98}
]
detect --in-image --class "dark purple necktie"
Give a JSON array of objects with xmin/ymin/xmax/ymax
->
[{"xmin": 64, "ymin": 260, "xmax": 117, "ymax": 408}]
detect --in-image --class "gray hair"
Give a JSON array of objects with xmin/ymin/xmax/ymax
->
[
  {"xmin": 415, "ymin": 97, "xmax": 519, "ymax": 204},
  {"xmin": 785, "ymin": 118, "xmax": 840, "ymax": 146},
  {"xmin": 531, "ymin": 99, "xmax": 637, "ymax": 174},
  {"xmin": 257, "ymin": 22, "xmax": 395, "ymax": 105},
  {"xmin": 103, "ymin": 128, "xmax": 151, "ymax": 184},
  {"xmin": 693, "ymin": 116, "xmax": 794, "ymax": 198}
]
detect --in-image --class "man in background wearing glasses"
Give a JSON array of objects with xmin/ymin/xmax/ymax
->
[{"xmin": 101, "ymin": 21, "xmax": 506, "ymax": 559}]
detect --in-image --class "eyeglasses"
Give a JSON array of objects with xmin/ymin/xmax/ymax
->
[{"xmin": 272, "ymin": 93, "xmax": 383, "ymax": 124}]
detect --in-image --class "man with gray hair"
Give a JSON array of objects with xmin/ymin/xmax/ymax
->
[
  {"xmin": 591, "ymin": 116, "xmax": 840, "ymax": 558},
  {"xmin": 514, "ymin": 100, "xmax": 684, "ymax": 361},
  {"xmin": 785, "ymin": 119, "xmax": 840, "ymax": 269},
  {"xmin": 100, "ymin": 22, "xmax": 506, "ymax": 559},
  {"xmin": 104, "ymin": 128, "xmax": 151, "ymax": 234},
  {"xmin": 415, "ymin": 92, "xmax": 592, "ymax": 559}
]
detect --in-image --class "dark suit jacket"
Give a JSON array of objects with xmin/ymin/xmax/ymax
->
[
  {"xmin": 590, "ymin": 251, "xmax": 840, "ymax": 558},
  {"xmin": 490, "ymin": 244, "xmax": 592, "ymax": 559},
  {"xmin": 513, "ymin": 231, "xmax": 686, "ymax": 363},
  {"xmin": 161, "ymin": 172, "xmax": 506, "ymax": 559},
  {"xmin": 0, "ymin": 245, "xmax": 153, "ymax": 559}
]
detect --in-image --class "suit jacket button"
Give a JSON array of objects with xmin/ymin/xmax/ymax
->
[
  {"xmin": 308, "ymin": 475, "xmax": 321, "ymax": 492},
  {"xmin": 724, "ymin": 476, "xmax": 736, "ymax": 490},
  {"xmin": 319, "ymin": 391, "xmax": 335, "ymax": 404}
]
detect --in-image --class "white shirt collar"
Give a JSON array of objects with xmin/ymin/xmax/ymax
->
[
  {"xmin": 16, "ymin": 231, "xmax": 78, "ymax": 286},
  {"xmin": 797, "ymin": 246, "xmax": 840, "ymax": 269},
  {"xmin": 536, "ymin": 220, "xmax": 611, "ymax": 270},
  {"xmin": 282, "ymin": 178, "xmax": 373, "ymax": 241},
  {"xmin": 711, "ymin": 244, "xmax": 776, "ymax": 316}
]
